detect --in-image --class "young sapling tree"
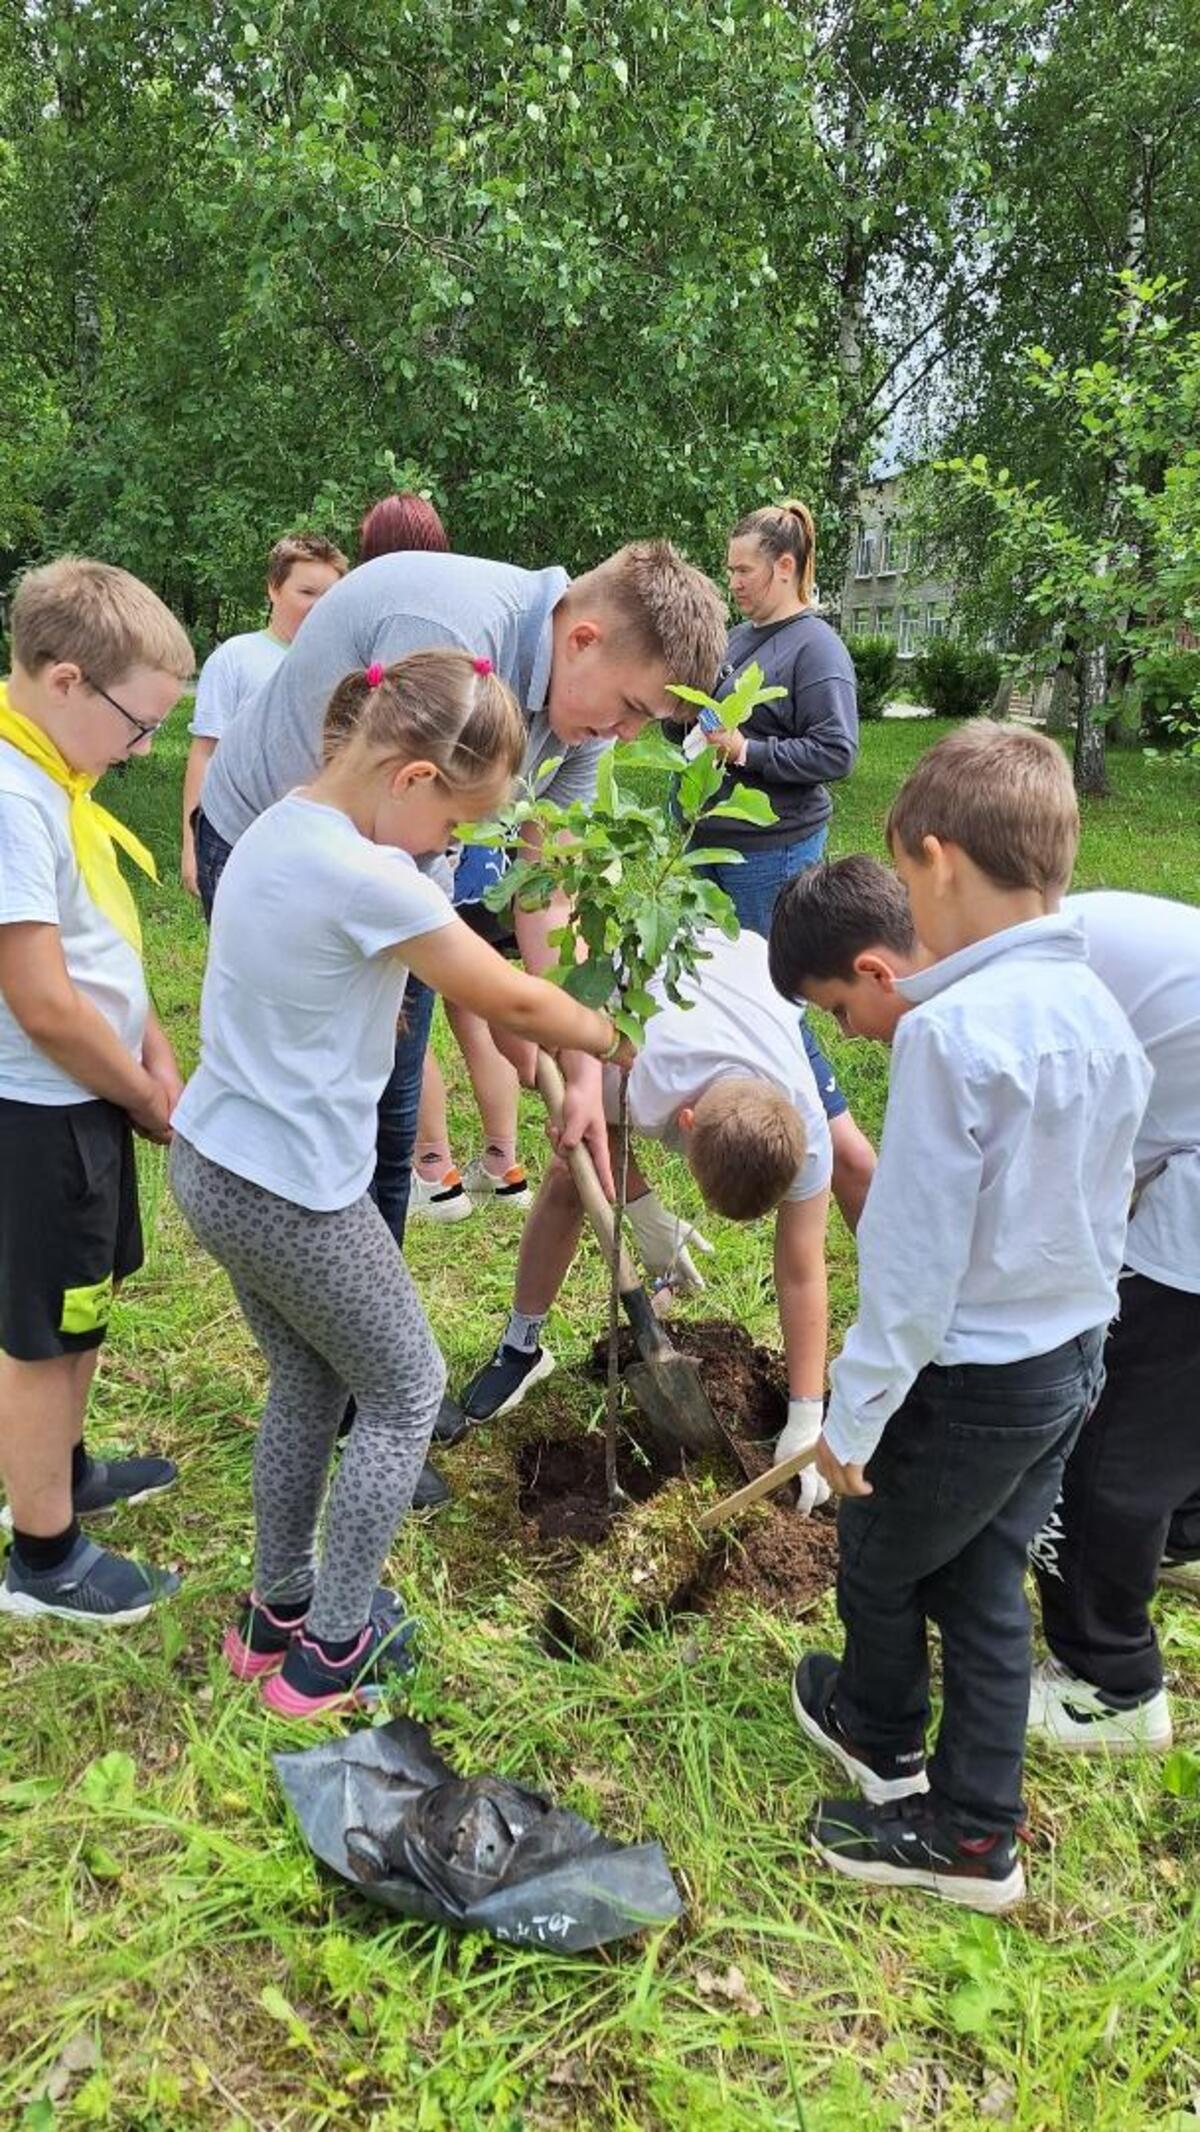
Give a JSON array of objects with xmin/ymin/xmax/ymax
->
[{"xmin": 460, "ymin": 664, "xmax": 780, "ymax": 1502}]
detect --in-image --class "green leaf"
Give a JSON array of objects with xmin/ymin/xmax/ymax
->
[
  {"xmin": 705, "ymin": 789, "xmax": 778, "ymax": 825},
  {"xmin": 1163, "ymin": 1746, "xmax": 1200, "ymax": 1799},
  {"xmin": 79, "ymin": 1751, "xmax": 136, "ymax": 1812},
  {"xmin": 683, "ymin": 846, "xmax": 743, "ymax": 865},
  {"xmin": 563, "ymin": 957, "xmax": 617, "ymax": 1006},
  {"xmin": 947, "ymin": 1976, "xmax": 1008, "ymax": 2036},
  {"xmin": 678, "ymin": 746, "xmax": 724, "ymax": 814},
  {"xmin": 666, "ymin": 683, "xmax": 720, "ymax": 711}
]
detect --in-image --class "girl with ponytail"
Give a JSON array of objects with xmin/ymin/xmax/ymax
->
[
  {"xmin": 169, "ymin": 650, "xmax": 628, "ymax": 1718},
  {"xmin": 679, "ymin": 500, "xmax": 876, "ymax": 1232}
]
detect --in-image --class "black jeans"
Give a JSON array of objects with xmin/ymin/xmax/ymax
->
[
  {"xmin": 1034, "ymin": 1273, "xmax": 1200, "ymax": 1698},
  {"xmin": 835, "ymin": 1329, "xmax": 1106, "ymax": 1836},
  {"xmin": 191, "ymin": 808, "xmax": 433, "ymax": 1248}
]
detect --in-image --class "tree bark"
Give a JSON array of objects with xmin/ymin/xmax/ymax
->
[
  {"xmin": 1043, "ymin": 634, "xmax": 1077, "ymax": 734},
  {"xmin": 1073, "ymin": 644, "xmax": 1110, "ymax": 795}
]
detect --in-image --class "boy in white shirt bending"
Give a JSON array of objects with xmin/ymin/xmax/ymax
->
[
  {"xmin": 776, "ymin": 725, "xmax": 1150, "ymax": 1913},
  {"xmin": 459, "ymin": 927, "xmax": 832, "ymax": 1506},
  {"xmin": 0, "ymin": 560, "xmax": 193, "ymax": 1624},
  {"xmin": 773, "ymin": 856, "xmax": 1199, "ymax": 1756}
]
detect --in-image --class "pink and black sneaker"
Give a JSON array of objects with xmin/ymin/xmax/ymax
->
[
  {"xmin": 223, "ymin": 1591, "xmax": 310, "ymax": 1681},
  {"xmin": 261, "ymin": 1591, "xmax": 418, "ymax": 1718}
]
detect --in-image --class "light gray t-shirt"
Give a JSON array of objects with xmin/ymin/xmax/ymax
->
[
  {"xmin": 189, "ymin": 629, "xmax": 287, "ymax": 741},
  {"xmin": 602, "ymin": 927, "xmax": 832, "ymax": 1204},
  {"xmin": 200, "ymin": 552, "xmax": 607, "ymax": 846},
  {"xmin": 173, "ymin": 794, "xmax": 455, "ymax": 1209}
]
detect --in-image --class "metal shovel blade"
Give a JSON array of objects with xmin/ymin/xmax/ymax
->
[{"xmin": 624, "ymin": 1353, "xmax": 729, "ymax": 1458}]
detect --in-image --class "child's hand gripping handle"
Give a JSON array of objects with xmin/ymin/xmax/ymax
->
[{"xmin": 534, "ymin": 1050, "xmax": 671, "ymax": 1359}]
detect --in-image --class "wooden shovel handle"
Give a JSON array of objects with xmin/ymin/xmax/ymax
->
[
  {"xmin": 697, "ymin": 1444, "xmax": 819, "ymax": 1531},
  {"xmin": 534, "ymin": 1051, "xmax": 655, "ymax": 1312}
]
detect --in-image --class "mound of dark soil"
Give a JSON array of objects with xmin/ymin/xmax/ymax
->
[{"xmin": 587, "ymin": 1319, "xmax": 788, "ymax": 1448}]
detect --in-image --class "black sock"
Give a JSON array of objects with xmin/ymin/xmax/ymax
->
[
  {"xmin": 12, "ymin": 1520, "xmax": 82, "ymax": 1574},
  {"xmin": 72, "ymin": 1442, "xmax": 92, "ymax": 1488},
  {"xmin": 310, "ymin": 1628, "xmax": 364, "ymax": 1664},
  {"xmin": 267, "ymin": 1594, "xmax": 311, "ymax": 1625}
]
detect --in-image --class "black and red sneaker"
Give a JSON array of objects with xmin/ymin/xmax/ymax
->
[
  {"xmin": 791, "ymin": 1652, "xmax": 929, "ymax": 1804},
  {"xmin": 812, "ymin": 1795, "xmax": 1026, "ymax": 1913}
]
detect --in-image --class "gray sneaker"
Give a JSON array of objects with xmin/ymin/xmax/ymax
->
[{"xmin": 0, "ymin": 1535, "xmax": 180, "ymax": 1625}]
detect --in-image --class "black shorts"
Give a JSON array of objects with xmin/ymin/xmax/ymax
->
[{"xmin": 0, "ymin": 1097, "xmax": 143, "ymax": 1361}]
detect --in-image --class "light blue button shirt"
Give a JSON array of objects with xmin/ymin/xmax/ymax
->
[{"xmin": 823, "ymin": 913, "xmax": 1153, "ymax": 1468}]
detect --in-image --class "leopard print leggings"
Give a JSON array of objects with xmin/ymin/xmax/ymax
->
[{"xmin": 170, "ymin": 1134, "xmax": 444, "ymax": 1642}]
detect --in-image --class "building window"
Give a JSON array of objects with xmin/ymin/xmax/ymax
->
[
  {"xmin": 874, "ymin": 607, "xmax": 895, "ymax": 638},
  {"xmin": 851, "ymin": 607, "xmax": 872, "ymax": 635},
  {"xmin": 879, "ymin": 526, "xmax": 907, "ymax": 576},
  {"xmin": 925, "ymin": 605, "xmax": 950, "ymax": 639},
  {"xmin": 897, "ymin": 606, "xmax": 922, "ymax": 656},
  {"xmin": 854, "ymin": 527, "xmax": 877, "ymax": 577}
]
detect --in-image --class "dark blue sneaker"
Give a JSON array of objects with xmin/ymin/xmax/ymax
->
[
  {"xmin": 812, "ymin": 1795, "xmax": 1026, "ymax": 1913},
  {"xmin": 1, "ymin": 1452, "xmax": 179, "ymax": 1534},
  {"xmin": 75, "ymin": 1454, "xmax": 179, "ymax": 1517},
  {"xmin": 262, "ymin": 1590, "xmax": 418, "ymax": 1718},
  {"xmin": 0, "ymin": 1535, "xmax": 180, "ymax": 1626},
  {"xmin": 460, "ymin": 1343, "xmax": 555, "ymax": 1423},
  {"xmin": 792, "ymin": 1651, "xmax": 929, "ymax": 1804}
]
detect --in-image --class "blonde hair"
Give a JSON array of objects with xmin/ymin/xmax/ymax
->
[
  {"xmin": 322, "ymin": 650, "xmax": 526, "ymax": 796},
  {"xmin": 11, "ymin": 557, "xmax": 194, "ymax": 688},
  {"xmin": 564, "ymin": 540, "xmax": 727, "ymax": 694},
  {"xmin": 266, "ymin": 532, "xmax": 349, "ymax": 589},
  {"xmin": 686, "ymin": 1076, "xmax": 807, "ymax": 1220},
  {"xmin": 886, "ymin": 720, "xmax": 1079, "ymax": 894},
  {"xmin": 731, "ymin": 499, "xmax": 816, "ymax": 605}
]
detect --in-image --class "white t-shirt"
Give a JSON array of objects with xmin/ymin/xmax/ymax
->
[
  {"xmin": 608, "ymin": 927, "xmax": 833, "ymax": 1203},
  {"xmin": 173, "ymin": 794, "xmax": 455, "ymax": 1208},
  {"xmin": 189, "ymin": 630, "xmax": 287, "ymax": 741},
  {"xmin": 0, "ymin": 743, "xmax": 148, "ymax": 1104},
  {"xmin": 1067, "ymin": 889, "xmax": 1200, "ymax": 1293}
]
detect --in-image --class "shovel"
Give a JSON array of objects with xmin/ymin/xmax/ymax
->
[
  {"xmin": 697, "ymin": 1443, "xmax": 819, "ymax": 1530},
  {"xmin": 534, "ymin": 1052, "xmax": 732, "ymax": 1459}
]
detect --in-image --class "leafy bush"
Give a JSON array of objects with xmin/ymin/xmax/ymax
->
[
  {"xmin": 1133, "ymin": 647, "xmax": 1200, "ymax": 750},
  {"xmin": 845, "ymin": 634, "xmax": 898, "ymax": 720},
  {"xmin": 912, "ymin": 637, "xmax": 1003, "ymax": 717}
]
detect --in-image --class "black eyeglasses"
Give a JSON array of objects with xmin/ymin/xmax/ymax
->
[{"xmin": 85, "ymin": 676, "xmax": 165, "ymax": 749}]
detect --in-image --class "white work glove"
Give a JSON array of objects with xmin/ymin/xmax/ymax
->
[
  {"xmin": 625, "ymin": 1190, "xmax": 715, "ymax": 1294},
  {"xmin": 773, "ymin": 1396, "xmax": 832, "ymax": 1515}
]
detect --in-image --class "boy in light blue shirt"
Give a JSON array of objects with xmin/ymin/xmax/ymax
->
[{"xmin": 774, "ymin": 724, "xmax": 1150, "ymax": 1913}]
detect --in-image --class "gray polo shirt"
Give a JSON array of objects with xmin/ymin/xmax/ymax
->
[{"xmin": 200, "ymin": 551, "xmax": 608, "ymax": 846}]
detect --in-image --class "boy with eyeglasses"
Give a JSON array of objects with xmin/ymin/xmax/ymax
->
[{"xmin": 0, "ymin": 557, "xmax": 193, "ymax": 1624}]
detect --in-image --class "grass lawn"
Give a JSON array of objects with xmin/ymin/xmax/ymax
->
[{"xmin": 2, "ymin": 720, "xmax": 1198, "ymax": 2131}]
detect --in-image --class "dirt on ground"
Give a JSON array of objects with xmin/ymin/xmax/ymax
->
[{"xmin": 515, "ymin": 1318, "xmax": 838, "ymax": 1623}]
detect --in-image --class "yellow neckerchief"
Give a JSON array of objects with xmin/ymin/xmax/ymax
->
[{"xmin": 0, "ymin": 680, "xmax": 157, "ymax": 955}]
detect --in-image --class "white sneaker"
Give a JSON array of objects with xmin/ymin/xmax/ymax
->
[
  {"xmin": 462, "ymin": 1156, "xmax": 532, "ymax": 1210},
  {"xmin": 1027, "ymin": 1657, "xmax": 1173, "ymax": 1754},
  {"xmin": 408, "ymin": 1166, "xmax": 474, "ymax": 1223},
  {"xmin": 1159, "ymin": 1554, "xmax": 1200, "ymax": 1600}
]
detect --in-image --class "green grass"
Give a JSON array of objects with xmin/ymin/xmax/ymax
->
[{"xmin": 2, "ymin": 721, "xmax": 1198, "ymax": 2131}]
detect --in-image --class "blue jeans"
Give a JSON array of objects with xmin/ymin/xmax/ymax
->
[
  {"xmin": 835, "ymin": 1330, "xmax": 1107, "ymax": 1834},
  {"xmin": 192, "ymin": 809, "xmax": 431, "ymax": 1248},
  {"xmin": 694, "ymin": 827, "xmax": 848, "ymax": 1120}
]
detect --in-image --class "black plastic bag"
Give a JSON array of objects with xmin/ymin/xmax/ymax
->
[{"xmin": 274, "ymin": 1716, "xmax": 683, "ymax": 1953}]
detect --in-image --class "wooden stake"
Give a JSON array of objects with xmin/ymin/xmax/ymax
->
[{"xmin": 697, "ymin": 1445, "xmax": 820, "ymax": 1531}]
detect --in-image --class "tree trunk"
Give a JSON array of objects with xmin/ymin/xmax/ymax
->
[
  {"xmin": 1073, "ymin": 644, "xmax": 1110, "ymax": 796},
  {"xmin": 605, "ymin": 1078, "xmax": 631, "ymax": 1510},
  {"xmin": 1043, "ymin": 637, "xmax": 1077, "ymax": 734}
]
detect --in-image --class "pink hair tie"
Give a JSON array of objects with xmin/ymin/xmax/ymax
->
[
  {"xmin": 365, "ymin": 661, "xmax": 385, "ymax": 687},
  {"xmin": 472, "ymin": 656, "xmax": 493, "ymax": 676}
]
